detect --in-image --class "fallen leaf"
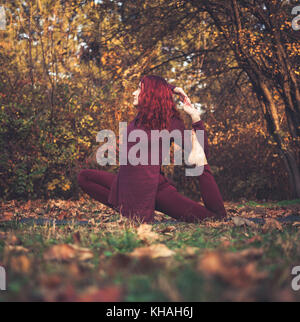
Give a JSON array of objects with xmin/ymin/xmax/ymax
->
[
  {"xmin": 10, "ymin": 255, "xmax": 31, "ymax": 274},
  {"xmin": 40, "ymin": 275, "xmax": 62, "ymax": 289},
  {"xmin": 0, "ymin": 232, "xmax": 6, "ymax": 240},
  {"xmin": 67, "ymin": 262, "xmax": 82, "ymax": 278},
  {"xmin": 158, "ymin": 226, "xmax": 176, "ymax": 234},
  {"xmin": 205, "ymin": 221, "xmax": 226, "ymax": 228},
  {"xmin": 137, "ymin": 224, "xmax": 160, "ymax": 243},
  {"xmin": 23, "ymin": 200, "xmax": 32, "ymax": 210},
  {"xmin": 75, "ymin": 285, "xmax": 123, "ymax": 302},
  {"xmin": 44, "ymin": 244, "xmax": 93, "ymax": 261},
  {"xmin": 183, "ymin": 246, "xmax": 200, "ymax": 256},
  {"xmin": 129, "ymin": 243, "xmax": 175, "ymax": 259},
  {"xmin": 6, "ymin": 233, "xmax": 20, "ymax": 245},
  {"xmin": 245, "ymin": 235, "xmax": 262, "ymax": 244},
  {"xmin": 232, "ymin": 216, "xmax": 258, "ymax": 228},
  {"xmin": 262, "ymin": 218, "xmax": 283, "ymax": 232},
  {"xmin": 197, "ymin": 249, "xmax": 266, "ymax": 288},
  {"xmin": 220, "ymin": 236, "xmax": 231, "ymax": 247},
  {"xmin": 5, "ymin": 245, "xmax": 29, "ymax": 253},
  {"xmin": 0, "ymin": 211, "xmax": 14, "ymax": 222},
  {"xmin": 236, "ymin": 248, "xmax": 264, "ymax": 261},
  {"xmin": 57, "ymin": 210, "xmax": 69, "ymax": 220}
]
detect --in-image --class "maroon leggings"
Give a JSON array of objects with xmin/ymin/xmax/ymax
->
[{"xmin": 77, "ymin": 165, "xmax": 227, "ymax": 223}]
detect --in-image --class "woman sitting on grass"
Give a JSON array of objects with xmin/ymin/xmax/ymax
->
[{"xmin": 77, "ymin": 75, "xmax": 227, "ymax": 223}]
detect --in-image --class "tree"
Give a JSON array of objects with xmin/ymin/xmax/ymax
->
[{"xmin": 115, "ymin": 0, "xmax": 300, "ymax": 198}]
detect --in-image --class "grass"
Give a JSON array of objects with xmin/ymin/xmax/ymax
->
[
  {"xmin": 236, "ymin": 198, "xmax": 300, "ymax": 208},
  {"xmin": 0, "ymin": 198, "xmax": 300, "ymax": 302}
]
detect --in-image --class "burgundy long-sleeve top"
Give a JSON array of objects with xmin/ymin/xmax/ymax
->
[{"xmin": 108, "ymin": 85, "xmax": 209, "ymax": 223}]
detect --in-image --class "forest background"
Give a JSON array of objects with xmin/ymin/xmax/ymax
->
[{"xmin": 0, "ymin": 0, "xmax": 299, "ymax": 203}]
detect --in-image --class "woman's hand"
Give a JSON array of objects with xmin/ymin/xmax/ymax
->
[
  {"xmin": 188, "ymin": 130, "xmax": 208, "ymax": 167},
  {"xmin": 173, "ymin": 87, "xmax": 192, "ymax": 104},
  {"xmin": 182, "ymin": 100, "xmax": 201, "ymax": 123},
  {"xmin": 173, "ymin": 87, "xmax": 201, "ymax": 123}
]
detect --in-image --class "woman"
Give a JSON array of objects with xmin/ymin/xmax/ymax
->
[{"xmin": 77, "ymin": 75, "xmax": 227, "ymax": 223}]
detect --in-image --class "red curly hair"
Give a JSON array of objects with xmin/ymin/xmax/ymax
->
[{"xmin": 135, "ymin": 75, "xmax": 181, "ymax": 131}]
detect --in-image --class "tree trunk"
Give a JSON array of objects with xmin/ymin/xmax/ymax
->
[
  {"xmin": 280, "ymin": 149, "xmax": 300, "ymax": 198},
  {"xmin": 258, "ymin": 84, "xmax": 300, "ymax": 199}
]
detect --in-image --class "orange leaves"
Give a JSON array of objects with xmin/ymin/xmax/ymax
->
[
  {"xmin": 114, "ymin": 110, "xmax": 121, "ymax": 122},
  {"xmin": 0, "ymin": 211, "xmax": 14, "ymax": 222},
  {"xmin": 10, "ymin": 255, "xmax": 31, "ymax": 274},
  {"xmin": 74, "ymin": 285, "xmax": 123, "ymax": 302}
]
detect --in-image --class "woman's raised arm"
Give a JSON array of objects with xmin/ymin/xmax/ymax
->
[{"xmin": 170, "ymin": 116, "xmax": 209, "ymax": 167}]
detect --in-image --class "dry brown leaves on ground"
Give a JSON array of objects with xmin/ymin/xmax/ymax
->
[
  {"xmin": 136, "ymin": 224, "xmax": 160, "ymax": 244},
  {"xmin": 197, "ymin": 248, "xmax": 267, "ymax": 288},
  {"xmin": 262, "ymin": 218, "xmax": 283, "ymax": 232},
  {"xmin": 44, "ymin": 244, "xmax": 94, "ymax": 262},
  {"xmin": 0, "ymin": 198, "xmax": 299, "ymax": 224},
  {"xmin": 129, "ymin": 243, "xmax": 176, "ymax": 259}
]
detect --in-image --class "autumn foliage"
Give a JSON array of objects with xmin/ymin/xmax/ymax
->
[{"xmin": 0, "ymin": 0, "xmax": 299, "ymax": 202}]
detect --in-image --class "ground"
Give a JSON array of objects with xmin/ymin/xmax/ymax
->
[{"xmin": 0, "ymin": 197, "xmax": 300, "ymax": 302}]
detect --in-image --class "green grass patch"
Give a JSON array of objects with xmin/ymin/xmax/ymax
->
[{"xmin": 1, "ymin": 199, "xmax": 300, "ymax": 301}]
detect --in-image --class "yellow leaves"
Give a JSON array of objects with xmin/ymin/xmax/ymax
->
[
  {"xmin": 79, "ymin": 115, "xmax": 94, "ymax": 130},
  {"xmin": 47, "ymin": 178, "xmax": 60, "ymax": 191},
  {"xmin": 47, "ymin": 177, "xmax": 72, "ymax": 191},
  {"xmin": 89, "ymin": 102, "xmax": 99, "ymax": 112},
  {"xmin": 101, "ymin": 51, "xmax": 119, "ymax": 66},
  {"xmin": 62, "ymin": 182, "xmax": 71, "ymax": 191},
  {"xmin": 81, "ymin": 115, "xmax": 93, "ymax": 123},
  {"xmin": 78, "ymin": 137, "xmax": 91, "ymax": 148},
  {"xmin": 114, "ymin": 111, "xmax": 121, "ymax": 122},
  {"xmin": 116, "ymin": 67, "xmax": 123, "ymax": 75},
  {"xmin": 37, "ymin": 0, "xmax": 43, "ymax": 13},
  {"xmin": 101, "ymin": 55, "xmax": 107, "ymax": 65}
]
